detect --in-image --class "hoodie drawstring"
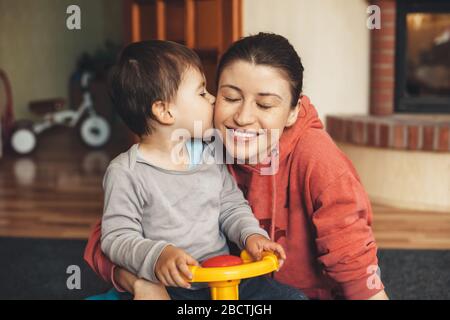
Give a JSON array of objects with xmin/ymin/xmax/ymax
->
[{"xmin": 270, "ymin": 172, "xmax": 277, "ymax": 241}]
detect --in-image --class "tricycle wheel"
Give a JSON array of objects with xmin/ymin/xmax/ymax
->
[
  {"xmin": 79, "ymin": 115, "xmax": 111, "ymax": 148},
  {"xmin": 10, "ymin": 122, "xmax": 37, "ymax": 155}
]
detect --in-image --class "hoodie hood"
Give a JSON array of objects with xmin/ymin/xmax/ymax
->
[{"xmin": 277, "ymin": 95, "xmax": 323, "ymax": 163}]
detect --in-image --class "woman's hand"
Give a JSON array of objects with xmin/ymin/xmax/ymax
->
[
  {"xmin": 113, "ymin": 267, "xmax": 170, "ymax": 300},
  {"xmin": 367, "ymin": 290, "xmax": 389, "ymax": 300},
  {"xmin": 245, "ymin": 234, "xmax": 286, "ymax": 269},
  {"xmin": 155, "ymin": 245, "xmax": 200, "ymax": 289},
  {"xmin": 133, "ymin": 279, "xmax": 170, "ymax": 300}
]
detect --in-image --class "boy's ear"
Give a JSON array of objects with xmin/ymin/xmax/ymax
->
[
  {"xmin": 151, "ymin": 100, "xmax": 175, "ymax": 125},
  {"xmin": 285, "ymin": 99, "xmax": 301, "ymax": 127}
]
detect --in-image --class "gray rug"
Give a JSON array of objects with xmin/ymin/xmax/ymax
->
[{"xmin": 0, "ymin": 237, "xmax": 448, "ymax": 300}]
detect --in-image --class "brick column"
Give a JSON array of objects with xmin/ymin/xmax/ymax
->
[{"xmin": 369, "ymin": 0, "xmax": 397, "ymax": 116}]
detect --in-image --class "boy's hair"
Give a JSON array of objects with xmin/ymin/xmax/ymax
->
[{"xmin": 109, "ymin": 40, "xmax": 203, "ymax": 136}]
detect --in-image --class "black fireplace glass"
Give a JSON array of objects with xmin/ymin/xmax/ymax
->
[{"xmin": 396, "ymin": 0, "xmax": 450, "ymax": 113}]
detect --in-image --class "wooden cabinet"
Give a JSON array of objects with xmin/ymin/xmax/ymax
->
[{"xmin": 123, "ymin": 0, "xmax": 242, "ymax": 93}]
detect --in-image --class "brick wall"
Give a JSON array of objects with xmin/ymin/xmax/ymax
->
[
  {"xmin": 369, "ymin": 0, "xmax": 397, "ymax": 116},
  {"xmin": 327, "ymin": 115, "xmax": 450, "ymax": 152}
]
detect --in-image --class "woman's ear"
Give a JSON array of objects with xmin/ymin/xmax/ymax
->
[
  {"xmin": 285, "ymin": 99, "xmax": 301, "ymax": 127},
  {"xmin": 151, "ymin": 101, "xmax": 175, "ymax": 125}
]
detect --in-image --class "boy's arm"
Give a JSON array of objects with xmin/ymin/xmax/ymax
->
[
  {"xmin": 84, "ymin": 220, "xmax": 137, "ymax": 292},
  {"xmin": 84, "ymin": 221, "xmax": 170, "ymax": 299},
  {"xmin": 100, "ymin": 165, "xmax": 173, "ymax": 283},
  {"xmin": 218, "ymin": 165, "xmax": 269, "ymax": 249}
]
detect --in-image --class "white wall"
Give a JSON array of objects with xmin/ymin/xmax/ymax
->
[
  {"xmin": 243, "ymin": 0, "xmax": 370, "ymax": 123},
  {"xmin": 338, "ymin": 142, "xmax": 450, "ymax": 213},
  {"xmin": 0, "ymin": 0, "xmax": 123, "ymax": 120}
]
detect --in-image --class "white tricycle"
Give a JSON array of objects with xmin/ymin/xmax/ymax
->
[{"xmin": 10, "ymin": 71, "xmax": 111, "ymax": 155}]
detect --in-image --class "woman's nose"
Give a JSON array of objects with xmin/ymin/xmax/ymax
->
[{"xmin": 233, "ymin": 103, "xmax": 256, "ymax": 126}]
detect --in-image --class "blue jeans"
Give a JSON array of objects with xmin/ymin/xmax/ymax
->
[{"xmin": 166, "ymin": 275, "xmax": 308, "ymax": 300}]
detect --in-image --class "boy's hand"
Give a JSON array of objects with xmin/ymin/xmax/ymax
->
[
  {"xmin": 155, "ymin": 245, "xmax": 200, "ymax": 289},
  {"xmin": 245, "ymin": 234, "xmax": 286, "ymax": 270}
]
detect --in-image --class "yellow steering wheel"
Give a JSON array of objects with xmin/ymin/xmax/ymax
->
[{"xmin": 187, "ymin": 250, "xmax": 279, "ymax": 300}]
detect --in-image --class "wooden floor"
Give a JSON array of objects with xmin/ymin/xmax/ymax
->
[
  {"xmin": 0, "ymin": 126, "xmax": 129, "ymax": 239},
  {"xmin": 1, "ymin": 127, "xmax": 449, "ymax": 249},
  {"xmin": 371, "ymin": 204, "xmax": 450, "ymax": 249}
]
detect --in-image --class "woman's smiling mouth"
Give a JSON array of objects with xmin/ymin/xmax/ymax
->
[{"xmin": 224, "ymin": 126, "xmax": 263, "ymax": 142}]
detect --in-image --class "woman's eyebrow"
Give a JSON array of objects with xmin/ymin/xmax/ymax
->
[
  {"xmin": 258, "ymin": 92, "xmax": 283, "ymax": 100},
  {"xmin": 220, "ymin": 84, "xmax": 282, "ymax": 100},
  {"xmin": 219, "ymin": 84, "xmax": 242, "ymax": 93}
]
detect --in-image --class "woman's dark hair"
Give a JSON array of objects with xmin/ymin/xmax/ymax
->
[
  {"xmin": 109, "ymin": 40, "xmax": 203, "ymax": 136},
  {"xmin": 216, "ymin": 32, "xmax": 304, "ymax": 107}
]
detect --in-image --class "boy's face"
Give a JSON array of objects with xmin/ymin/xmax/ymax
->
[{"xmin": 170, "ymin": 67, "xmax": 215, "ymax": 138}]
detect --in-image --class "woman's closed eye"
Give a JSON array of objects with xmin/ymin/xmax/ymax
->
[
  {"xmin": 257, "ymin": 103, "xmax": 273, "ymax": 109},
  {"xmin": 223, "ymin": 96, "xmax": 241, "ymax": 102}
]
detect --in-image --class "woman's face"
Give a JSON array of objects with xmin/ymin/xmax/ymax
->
[{"xmin": 214, "ymin": 61, "xmax": 299, "ymax": 163}]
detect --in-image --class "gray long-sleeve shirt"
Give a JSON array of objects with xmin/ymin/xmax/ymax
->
[{"xmin": 100, "ymin": 143, "xmax": 269, "ymax": 283}]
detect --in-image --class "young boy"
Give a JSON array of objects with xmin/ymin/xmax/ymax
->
[{"xmin": 101, "ymin": 40, "xmax": 306, "ymax": 300}]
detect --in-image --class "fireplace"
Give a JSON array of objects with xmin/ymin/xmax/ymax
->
[
  {"xmin": 326, "ymin": 0, "xmax": 450, "ymax": 152},
  {"xmin": 369, "ymin": 0, "xmax": 450, "ymax": 115},
  {"xmin": 395, "ymin": 0, "xmax": 450, "ymax": 113}
]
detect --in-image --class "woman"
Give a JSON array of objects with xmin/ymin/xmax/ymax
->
[{"xmin": 84, "ymin": 33, "xmax": 388, "ymax": 300}]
